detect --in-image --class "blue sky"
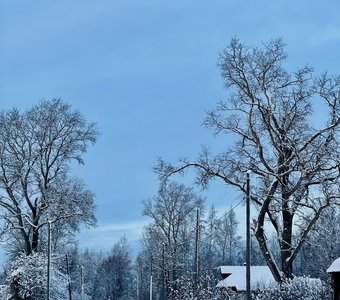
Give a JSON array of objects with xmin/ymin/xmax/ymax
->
[{"xmin": 1, "ymin": 1, "xmax": 340, "ymax": 253}]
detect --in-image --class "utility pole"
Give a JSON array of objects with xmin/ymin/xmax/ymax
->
[
  {"xmin": 66, "ymin": 253, "xmax": 72, "ymax": 300},
  {"xmin": 47, "ymin": 220, "xmax": 52, "ymax": 300},
  {"xmin": 246, "ymin": 170, "xmax": 251, "ymax": 300},
  {"xmin": 162, "ymin": 243, "xmax": 166, "ymax": 300},
  {"xmin": 136, "ymin": 272, "xmax": 139, "ymax": 300},
  {"xmin": 80, "ymin": 265, "xmax": 84, "ymax": 299},
  {"xmin": 194, "ymin": 208, "xmax": 200, "ymax": 281},
  {"xmin": 149, "ymin": 256, "xmax": 153, "ymax": 300},
  {"xmin": 193, "ymin": 207, "xmax": 200, "ymax": 299}
]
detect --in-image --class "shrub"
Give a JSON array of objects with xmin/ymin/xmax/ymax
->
[
  {"xmin": 254, "ymin": 276, "xmax": 332, "ymax": 300},
  {"xmin": 0, "ymin": 252, "xmax": 68, "ymax": 300},
  {"xmin": 170, "ymin": 273, "xmax": 226, "ymax": 300}
]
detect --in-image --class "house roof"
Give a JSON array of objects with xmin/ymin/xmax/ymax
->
[
  {"xmin": 216, "ymin": 266, "xmax": 276, "ymax": 291},
  {"xmin": 327, "ymin": 257, "xmax": 340, "ymax": 273}
]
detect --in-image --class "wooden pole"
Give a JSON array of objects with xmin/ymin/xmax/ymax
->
[
  {"xmin": 162, "ymin": 243, "xmax": 166, "ymax": 300},
  {"xmin": 194, "ymin": 208, "xmax": 200, "ymax": 284},
  {"xmin": 149, "ymin": 256, "xmax": 153, "ymax": 300},
  {"xmin": 81, "ymin": 265, "xmax": 84, "ymax": 298},
  {"xmin": 246, "ymin": 170, "xmax": 251, "ymax": 300},
  {"xmin": 66, "ymin": 253, "xmax": 72, "ymax": 300},
  {"xmin": 47, "ymin": 221, "xmax": 51, "ymax": 300}
]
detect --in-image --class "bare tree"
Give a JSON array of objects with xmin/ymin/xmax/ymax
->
[
  {"xmin": 142, "ymin": 182, "xmax": 204, "ymax": 297},
  {"xmin": 200, "ymin": 206, "xmax": 243, "ymax": 271},
  {"xmin": 155, "ymin": 39, "xmax": 340, "ymax": 281},
  {"xmin": 95, "ymin": 237, "xmax": 132, "ymax": 300},
  {"xmin": 297, "ymin": 206, "xmax": 340, "ymax": 280},
  {"xmin": 200, "ymin": 206, "xmax": 219, "ymax": 273},
  {"xmin": 0, "ymin": 99, "xmax": 98, "ymax": 256},
  {"xmin": 216, "ymin": 208, "xmax": 242, "ymax": 265}
]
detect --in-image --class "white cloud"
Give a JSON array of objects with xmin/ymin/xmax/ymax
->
[
  {"xmin": 77, "ymin": 218, "xmax": 151, "ymax": 252},
  {"xmin": 93, "ymin": 219, "xmax": 150, "ymax": 234}
]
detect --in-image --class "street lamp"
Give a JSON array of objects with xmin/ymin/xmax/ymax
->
[
  {"xmin": 150, "ymin": 255, "xmax": 153, "ymax": 300},
  {"xmin": 246, "ymin": 170, "xmax": 251, "ymax": 300},
  {"xmin": 47, "ymin": 220, "xmax": 52, "ymax": 300}
]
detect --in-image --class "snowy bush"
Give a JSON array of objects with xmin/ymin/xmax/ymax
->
[
  {"xmin": 0, "ymin": 252, "xmax": 68, "ymax": 300},
  {"xmin": 0, "ymin": 285, "xmax": 10, "ymax": 300},
  {"xmin": 169, "ymin": 273, "xmax": 226, "ymax": 300},
  {"xmin": 253, "ymin": 276, "xmax": 332, "ymax": 300}
]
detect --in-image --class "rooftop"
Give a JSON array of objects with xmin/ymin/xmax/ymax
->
[
  {"xmin": 327, "ymin": 257, "xmax": 340, "ymax": 273},
  {"xmin": 217, "ymin": 266, "xmax": 276, "ymax": 291}
]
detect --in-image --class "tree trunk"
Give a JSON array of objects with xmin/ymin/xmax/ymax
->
[
  {"xmin": 281, "ymin": 211, "xmax": 293, "ymax": 278},
  {"xmin": 31, "ymin": 206, "xmax": 40, "ymax": 253},
  {"xmin": 280, "ymin": 148, "xmax": 294, "ymax": 279},
  {"xmin": 31, "ymin": 228, "xmax": 39, "ymax": 253},
  {"xmin": 19, "ymin": 226, "xmax": 32, "ymax": 256},
  {"xmin": 255, "ymin": 227, "xmax": 282, "ymax": 283},
  {"xmin": 10, "ymin": 277, "xmax": 20, "ymax": 300}
]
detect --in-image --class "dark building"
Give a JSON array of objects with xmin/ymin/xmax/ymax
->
[{"xmin": 327, "ymin": 257, "xmax": 340, "ymax": 300}]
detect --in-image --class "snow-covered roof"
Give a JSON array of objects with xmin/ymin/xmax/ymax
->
[
  {"xmin": 219, "ymin": 266, "xmax": 246, "ymax": 275},
  {"xmin": 216, "ymin": 266, "xmax": 276, "ymax": 291},
  {"xmin": 327, "ymin": 257, "xmax": 340, "ymax": 273}
]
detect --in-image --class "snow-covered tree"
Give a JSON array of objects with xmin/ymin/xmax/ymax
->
[
  {"xmin": 296, "ymin": 206, "xmax": 340, "ymax": 280},
  {"xmin": 215, "ymin": 208, "xmax": 243, "ymax": 266},
  {"xmin": 95, "ymin": 237, "xmax": 133, "ymax": 300},
  {"xmin": 200, "ymin": 206, "xmax": 243, "ymax": 270},
  {"xmin": 134, "ymin": 249, "xmax": 152, "ymax": 300},
  {"xmin": 1, "ymin": 252, "xmax": 68, "ymax": 300},
  {"xmin": 200, "ymin": 206, "xmax": 220, "ymax": 273},
  {"xmin": 0, "ymin": 99, "xmax": 98, "ymax": 256},
  {"xmin": 156, "ymin": 38, "xmax": 340, "ymax": 281},
  {"xmin": 65, "ymin": 246, "xmax": 105, "ymax": 300},
  {"xmin": 142, "ymin": 182, "xmax": 204, "ymax": 298}
]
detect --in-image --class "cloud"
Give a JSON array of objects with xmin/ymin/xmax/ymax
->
[
  {"xmin": 77, "ymin": 218, "xmax": 150, "ymax": 251},
  {"xmin": 93, "ymin": 219, "xmax": 150, "ymax": 234}
]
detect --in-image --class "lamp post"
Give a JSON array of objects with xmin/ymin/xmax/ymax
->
[
  {"xmin": 66, "ymin": 253, "xmax": 72, "ymax": 300},
  {"xmin": 246, "ymin": 170, "xmax": 251, "ymax": 300},
  {"xmin": 149, "ymin": 256, "xmax": 153, "ymax": 300},
  {"xmin": 162, "ymin": 243, "xmax": 166, "ymax": 300},
  {"xmin": 81, "ymin": 265, "xmax": 85, "ymax": 298},
  {"xmin": 136, "ymin": 272, "xmax": 139, "ymax": 300},
  {"xmin": 194, "ymin": 208, "xmax": 200, "ymax": 284},
  {"xmin": 47, "ymin": 220, "xmax": 52, "ymax": 300}
]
